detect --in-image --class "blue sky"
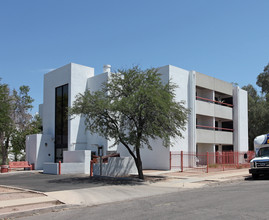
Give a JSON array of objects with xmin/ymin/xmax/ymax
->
[{"xmin": 1, "ymin": 0, "xmax": 269, "ymax": 114}]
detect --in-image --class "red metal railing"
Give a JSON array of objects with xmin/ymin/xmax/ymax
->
[
  {"xmin": 196, "ymin": 125, "xmax": 234, "ymax": 132},
  {"xmin": 170, "ymin": 151, "xmax": 255, "ymax": 173},
  {"xmin": 196, "ymin": 96, "xmax": 233, "ymax": 107}
]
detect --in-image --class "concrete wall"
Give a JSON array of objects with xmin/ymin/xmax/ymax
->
[
  {"xmin": 93, "ymin": 157, "xmax": 137, "ymax": 177},
  {"xmin": 169, "ymin": 65, "xmax": 192, "ymax": 152},
  {"xmin": 38, "ymin": 104, "xmax": 43, "ymax": 120},
  {"xmin": 196, "ymin": 130, "xmax": 233, "ymax": 145},
  {"xmin": 61, "ymin": 163, "xmax": 88, "ymax": 174},
  {"xmin": 63, "ymin": 150, "xmax": 91, "ymax": 174},
  {"xmin": 43, "ymin": 162, "xmax": 58, "ymax": 174},
  {"xmin": 196, "ymin": 115, "xmax": 214, "ymax": 127},
  {"xmin": 233, "ymin": 87, "xmax": 249, "ymax": 151},
  {"xmin": 141, "ymin": 139, "xmax": 170, "ymax": 170},
  {"xmin": 196, "ymin": 143, "xmax": 215, "ymax": 164},
  {"xmin": 69, "ymin": 64, "xmax": 94, "ymax": 151},
  {"xmin": 43, "ymin": 63, "xmax": 94, "ymax": 154},
  {"xmin": 196, "ymin": 101, "xmax": 215, "ymax": 117},
  {"xmin": 197, "ymin": 143, "xmax": 215, "ymax": 153},
  {"xmin": 196, "ymin": 87, "xmax": 214, "ymax": 100},
  {"xmin": 43, "ymin": 64, "xmax": 71, "ymax": 140},
  {"xmin": 43, "ymin": 150, "xmax": 91, "ymax": 174},
  {"xmin": 26, "ymin": 134, "xmax": 38, "ymax": 166},
  {"xmin": 196, "ymin": 72, "xmax": 233, "ymax": 96},
  {"xmin": 26, "ymin": 134, "xmax": 54, "ymax": 170},
  {"xmin": 214, "ymin": 104, "xmax": 233, "ymax": 120},
  {"xmin": 196, "ymin": 101, "xmax": 232, "ymax": 120}
]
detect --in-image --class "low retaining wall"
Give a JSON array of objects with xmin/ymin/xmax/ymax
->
[
  {"xmin": 93, "ymin": 157, "xmax": 137, "ymax": 177},
  {"xmin": 43, "ymin": 162, "xmax": 90, "ymax": 175},
  {"xmin": 43, "ymin": 150, "xmax": 91, "ymax": 175},
  {"xmin": 43, "ymin": 162, "xmax": 58, "ymax": 174}
]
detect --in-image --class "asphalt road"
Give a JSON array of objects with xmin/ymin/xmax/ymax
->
[
  {"xmin": 20, "ymin": 178, "xmax": 269, "ymax": 220},
  {"xmin": 0, "ymin": 172, "xmax": 143, "ymax": 192}
]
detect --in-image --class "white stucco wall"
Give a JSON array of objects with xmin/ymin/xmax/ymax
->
[
  {"xmin": 43, "ymin": 63, "xmax": 94, "ymax": 156},
  {"xmin": 169, "ymin": 66, "xmax": 193, "ymax": 152},
  {"xmin": 63, "ymin": 150, "xmax": 91, "ymax": 174},
  {"xmin": 43, "ymin": 162, "xmax": 58, "ymax": 174},
  {"xmin": 26, "ymin": 134, "xmax": 54, "ymax": 170},
  {"xmin": 233, "ymin": 86, "xmax": 249, "ymax": 151},
  {"xmin": 43, "ymin": 64, "xmax": 71, "ymax": 138},
  {"xmin": 38, "ymin": 104, "xmax": 43, "ymax": 120},
  {"xmin": 69, "ymin": 64, "xmax": 94, "ymax": 151},
  {"xmin": 140, "ymin": 138, "xmax": 170, "ymax": 170},
  {"xmin": 43, "ymin": 150, "xmax": 92, "ymax": 174},
  {"xmin": 196, "ymin": 72, "xmax": 233, "ymax": 96},
  {"xmin": 85, "ymin": 72, "xmax": 117, "ymax": 154},
  {"xmin": 26, "ymin": 134, "xmax": 38, "ymax": 166},
  {"xmin": 93, "ymin": 157, "xmax": 137, "ymax": 177}
]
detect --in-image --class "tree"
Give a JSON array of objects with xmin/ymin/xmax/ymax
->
[
  {"xmin": 0, "ymin": 79, "xmax": 13, "ymax": 165},
  {"xmin": 11, "ymin": 114, "xmax": 42, "ymax": 161},
  {"xmin": 10, "ymin": 86, "xmax": 37, "ymax": 161},
  {"xmin": 70, "ymin": 66, "xmax": 188, "ymax": 179},
  {"xmin": 242, "ymin": 63, "xmax": 269, "ymax": 150},
  {"xmin": 242, "ymin": 84, "xmax": 268, "ymax": 150},
  {"xmin": 0, "ymin": 80, "xmax": 37, "ymax": 164},
  {"xmin": 257, "ymin": 63, "xmax": 269, "ymax": 94}
]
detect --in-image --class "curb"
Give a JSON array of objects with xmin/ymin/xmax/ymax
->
[{"xmin": 0, "ymin": 204, "xmax": 74, "ymax": 219}]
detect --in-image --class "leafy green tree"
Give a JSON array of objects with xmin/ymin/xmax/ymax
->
[
  {"xmin": 11, "ymin": 114, "xmax": 42, "ymax": 161},
  {"xmin": 257, "ymin": 63, "xmax": 269, "ymax": 94},
  {"xmin": 70, "ymin": 66, "xmax": 188, "ymax": 179},
  {"xmin": 0, "ymin": 81, "xmax": 37, "ymax": 164},
  {"xmin": 242, "ymin": 84, "xmax": 268, "ymax": 150},
  {"xmin": 0, "ymin": 79, "xmax": 13, "ymax": 165},
  {"xmin": 10, "ymin": 86, "xmax": 35, "ymax": 161}
]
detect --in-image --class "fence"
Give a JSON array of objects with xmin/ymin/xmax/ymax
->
[{"xmin": 170, "ymin": 151, "xmax": 255, "ymax": 173}]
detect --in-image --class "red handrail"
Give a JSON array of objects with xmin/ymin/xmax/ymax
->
[
  {"xmin": 196, "ymin": 96, "xmax": 233, "ymax": 107},
  {"xmin": 196, "ymin": 125, "xmax": 233, "ymax": 132}
]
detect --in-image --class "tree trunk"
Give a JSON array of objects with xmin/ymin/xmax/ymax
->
[
  {"xmin": 1, "ymin": 138, "xmax": 8, "ymax": 165},
  {"xmin": 2, "ymin": 137, "xmax": 9, "ymax": 165},
  {"xmin": 135, "ymin": 147, "xmax": 144, "ymax": 180}
]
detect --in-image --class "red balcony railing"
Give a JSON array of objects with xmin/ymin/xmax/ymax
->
[
  {"xmin": 196, "ymin": 125, "xmax": 233, "ymax": 132},
  {"xmin": 196, "ymin": 96, "xmax": 233, "ymax": 107}
]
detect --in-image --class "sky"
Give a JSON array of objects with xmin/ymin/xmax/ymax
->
[{"xmin": 1, "ymin": 0, "xmax": 269, "ymax": 114}]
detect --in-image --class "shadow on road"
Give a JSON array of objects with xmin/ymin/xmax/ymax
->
[
  {"xmin": 0, "ymin": 172, "xmax": 167, "ymax": 192},
  {"xmin": 48, "ymin": 175, "xmax": 167, "ymax": 186},
  {"xmin": 245, "ymin": 174, "xmax": 269, "ymax": 181}
]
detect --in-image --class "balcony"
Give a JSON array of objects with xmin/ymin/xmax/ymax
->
[
  {"xmin": 196, "ymin": 125, "xmax": 233, "ymax": 145},
  {"xmin": 196, "ymin": 96, "xmax": 233, "ymax": 120}
]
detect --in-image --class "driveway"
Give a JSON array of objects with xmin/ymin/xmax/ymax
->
[{"xmin": 0, "ymin": 171, "xmax": 144, "ymax": 192}]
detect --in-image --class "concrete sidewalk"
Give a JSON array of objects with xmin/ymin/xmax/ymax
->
[
  {"xmin": 46, "ymin": 168, "xmax": 250, "ymax": 206},
  {"xmin": 0, "ymin": 168, "xmax": 251, "ymax": 218}
]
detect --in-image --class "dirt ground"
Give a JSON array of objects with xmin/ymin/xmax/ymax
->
[{"xmin": 0, "ymin": 185, "xmax": 60, "ymax": 216}]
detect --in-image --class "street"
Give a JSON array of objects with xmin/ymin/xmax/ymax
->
[{"xmin": 21, "ymin": 178, "xmax": 269, "ymax": 220}]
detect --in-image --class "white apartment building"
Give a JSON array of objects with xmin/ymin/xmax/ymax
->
[{"xmin": 26, "ymin": 63, "xmax": 248, "ymax": 172}]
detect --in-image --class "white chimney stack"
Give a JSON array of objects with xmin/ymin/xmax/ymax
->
[{"xmin": 103, "ymin": 64, "xmax": 111, "ymax": 73}]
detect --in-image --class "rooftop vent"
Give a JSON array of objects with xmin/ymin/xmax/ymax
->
[{"xmin": 103, "ymin": 64, "xmax": 111, "ymax": 73}]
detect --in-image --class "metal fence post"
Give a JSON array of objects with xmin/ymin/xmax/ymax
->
[
  {"xmin": 222, "ymin": 152, "xmax": 225, "ymax": 171},
  {"xmin": 181, "ymin": 151, "xmax": 183, "ymax": 172},
  {"xmin": 237, "ymin": 151, "xmax": 239, "ymax": 168},
  {"xmin": 58, "ymin": 161, "xmax": 61, "ymax": 175},
  {"xmin": 206, "ymin": 152, "xmax": 209, "ymax": 173},
  {"xmin": 90, "ymin": 160, "xmax": 93, "ymax": 177},
  {"xmin": 170, "ymin": 152, "xmax": 172, "ymax": 170}
]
